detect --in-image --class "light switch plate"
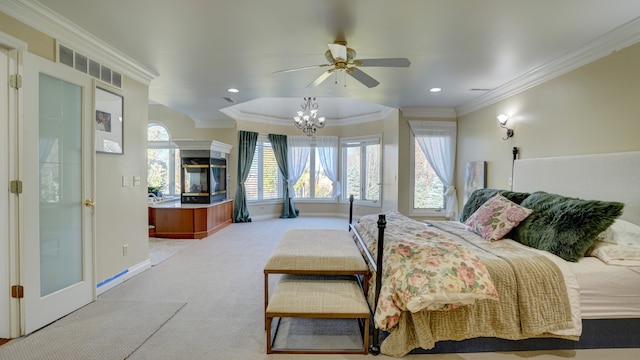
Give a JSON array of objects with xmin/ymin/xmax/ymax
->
[
  {"xmin": 133, "ymin": 176, "xmax": 141, "ymax": 186},
  {"xmin": 122, "ymin": 175, "xmax": 128, "ymax": 187}
]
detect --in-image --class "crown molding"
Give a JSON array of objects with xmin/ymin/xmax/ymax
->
[
  {"xmin": 3, "ymin": 0, "xmax": 158, "ymax": 85},
  {"xmin": 456, "ymin": 16, "xmax": 640, "ymax": 117},
  {"xmin": 0, "ymin": 31, "xmax": 28, "ymax": 50},
  {"xmin": 400, "ymin": 107, "xmax": 457, "ymax": 118},
  {"xmin": 340, "ymin": 107, "xmax": 396, "ymax": 125},
  {"xmin": 219, "ymin": 104, "xmax": 395, "ymax": 127},
  {"xmin": 193, "ymin": 119, "xmax": 236, "ymax": 129},
  {"xmin": 172, "ymin": 140, "xmax": 233, "ymax": 153}
]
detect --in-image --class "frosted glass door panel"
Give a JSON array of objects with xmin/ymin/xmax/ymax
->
[{"xmin": 38, "ymin": 73, "xmax": 83, "ymax": 296}]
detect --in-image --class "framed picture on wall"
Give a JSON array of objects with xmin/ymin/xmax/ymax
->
[
  {"xmin": 464, "ymin": 161, "xmax": 486, "ymax": 203},
  {"xmin": 95, "ymin": 86, "xmax": 123, "ymax": 154}
]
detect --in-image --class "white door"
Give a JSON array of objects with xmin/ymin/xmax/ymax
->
[
  {"xmin": 0, "ymin": 46, "xmax": 10, "ymax": 340},
  {"xmin": 21, "ymin": 52, "xmax": 95, "ymax": 334}
]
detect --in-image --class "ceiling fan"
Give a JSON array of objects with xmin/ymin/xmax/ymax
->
[{"xmin": 274, "ymin": 41, "xmax": 410, "ymax": 88}]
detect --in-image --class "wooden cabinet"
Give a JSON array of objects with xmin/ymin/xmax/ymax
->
[{"xmin": 148, "ymin": 199, "xmax": 233, "ymax": 239}]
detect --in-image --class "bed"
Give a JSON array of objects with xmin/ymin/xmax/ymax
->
[{"xmin": 349, "ymin": 150, "xmax": 640, "ymax": 356}]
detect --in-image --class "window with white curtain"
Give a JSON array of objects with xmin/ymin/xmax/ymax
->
[
  {"xmin": 246, "ymin": 135, "xmax": 282, "ymax": 201},
  {"xmin": 340, "ymin": 135, "xmax": 381, "ymax": 206},
  {"xmin": 288, "ymin": 136, "xmax": 339, "ymax": 201},
  {"xmin": 409, "ymin": 121, "xmax": 458, "ymax": 219},
  {"xmin": 147, "ymin": 123, "xmax": 180, "ymax": 197},
  {"xmin": 411, "ymin": 137, "xmax": 445, "ymax": 212}
]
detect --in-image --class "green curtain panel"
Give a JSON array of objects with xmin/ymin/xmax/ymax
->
[
  {"xmin": 268, "ymin": 134, "xmax": 299, "ymax": 218},
  {"xmin": 233, "ymin": 131, "xmax": 258, "ymax": 222}
]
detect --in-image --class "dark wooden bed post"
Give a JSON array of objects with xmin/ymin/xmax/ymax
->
[
  {"xmin": 370, "ymin": 214, "xmax": 386, "ymax": 355},
  {"xmin": 349, "ymin": 195, "xmax": 354, "ymax": 230},
  {"xmin": 347, "ymin": 197, "xmax": 386, "ymax": 355}
]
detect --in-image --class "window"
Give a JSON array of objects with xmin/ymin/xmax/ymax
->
[
  {"xmin": 289, "ymin": 136, "xmax": 338, "ymax": 200},
  {"xmin": 411, "ymin": 137, "xmax": 445, "ymax": 212},
  {"xmin": 147, "ymin": 123, "xmax": 180, "ymax": 196},
  {"xmin": 341, "ymin": 136, "xmax": 381, "ymax": 205},
  {"xmin": 409, "ymin": 120, "xmax": 457, "ymax": 217},
  {"xmin": 246, "ymin": 136, "xmax": 282, "ymax": 201}
]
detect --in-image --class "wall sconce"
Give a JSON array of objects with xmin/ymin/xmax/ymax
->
[{"xmin": 497, "ymin": 114, "xmax": 514, "ymax": 140}]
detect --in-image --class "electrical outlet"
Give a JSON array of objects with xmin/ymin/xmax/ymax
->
[{"xmin": 123, "ymin": 244, "xmax": 128, "ymax": 256}]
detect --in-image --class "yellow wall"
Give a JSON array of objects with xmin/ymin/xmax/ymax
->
[
  {"xmin": 95, "ymin": 79, "xmax": 150, "ymax": 283},
  {"xmin": 457, "ymin": 42, "xmax": 640, "ymax": 210},
  {"xmin": 0, "ymin": 12, "xmax": 54, "ymax": 61}
]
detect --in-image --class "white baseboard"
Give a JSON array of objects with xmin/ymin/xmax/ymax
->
[
  {"xmin": 249, "ymin": 212, "xmax": 350, "ymax": 222},
  {"xmin": 96, "ymin": 259, "xmax": 151, "ymax": 296}
]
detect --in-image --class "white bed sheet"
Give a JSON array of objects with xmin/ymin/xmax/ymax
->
[{"xmin": 568, "ymin": 256, "xmax": 640, "ymax": 319}]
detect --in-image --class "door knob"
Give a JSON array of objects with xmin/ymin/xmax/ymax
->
[{"xmin": 84, "ymin": 199, "xmax": 95, "ymax": 207}]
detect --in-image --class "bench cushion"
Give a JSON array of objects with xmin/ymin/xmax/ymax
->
[
  {"xmin": 266, "ymin": 275, "xmax": 369, "ymax": 317},
  {"xmin": 264, "ymin": 229, "xmax": 368, "ymax": 273}
]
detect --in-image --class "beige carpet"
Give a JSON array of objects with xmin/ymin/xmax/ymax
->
[
  {"xmin": 148, "ymin": 237, "xmax": 197, "ymax": 266},
  {"xmin": 271, "ymin": 318, "xmax": 364, "ymax": 351},
  {"xmin": 0, "ymin": 300, "xmax": 185, "ymax": 360},
  {"xmin": 2, "ymin": 217, "xmax": 639, "ymax": 359}
]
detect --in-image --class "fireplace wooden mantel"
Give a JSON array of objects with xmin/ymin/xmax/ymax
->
[{"xmin": 148, "ymin": 199, "xmax": 233, "ymax": 239}]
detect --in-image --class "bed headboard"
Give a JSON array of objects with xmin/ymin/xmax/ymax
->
[{"xmin": 512, "ymin": 151, "xmax": 640, "ymax": 225}]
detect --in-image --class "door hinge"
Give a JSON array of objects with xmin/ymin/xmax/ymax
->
[
  {"xmin": 10, "ymin": 180, "xmax": 23, "ymax": 194},
  {"xmin": 11, "ymin": 285, "xmax": 24, "ymax": 299},
  {"xmin": 9, "ymin": 74, "xmax": 22, "ymax": 89}
]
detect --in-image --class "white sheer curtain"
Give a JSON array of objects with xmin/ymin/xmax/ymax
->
[
  {"xmin": 408, "ymin": 120, "xmax": 459, "ymax": 220},
  {"xmin": 315, "ymin": 136, "xmax": 341, "ymax": 198},
  {"xmin": 286, "ymin": 136, "xmax": 311, "ymax": 198}
]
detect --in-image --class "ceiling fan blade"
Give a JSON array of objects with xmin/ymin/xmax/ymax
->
[
  {"xmin": 355, "ymin": 58, "xmax": 411, "ymax": 67},
  {"xmin": 273, "ymin": 64, "xmax": 330, "ymax": 74},
  {"xmin": 328, "ymin": 43, "xmax": 347, "ymax": 60},
  {"xmin": 348, "ymin": 68, "xmax": 379, "ymax": 88},
  {"xmin": 306, "ymin": 70, "xmax": 333, "ymax": 88}
]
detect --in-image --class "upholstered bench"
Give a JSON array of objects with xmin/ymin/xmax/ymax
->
[
  {"xmin": 264, "ymin": 228, "xmax": 369, "ymax": 312},
  {"xmin": 265, "ymin": 274, "xmax": 370, "ymax": 354},
  {"xmin": 263, "ymin": 228, "xmax": 368, "ymax": 275},
  {"xmin": 263, "ymin": 229, "xmax": 371, "ymax": 354}
]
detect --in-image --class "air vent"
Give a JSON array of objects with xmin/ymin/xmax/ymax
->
[
  {"xmin": 75, "ymin": 53, "xmax": 88, "ymax": 73},
  {"xmin": 470, "ymin": 88, "xmax": 492, "ymax": 91},
  {"xmin": 222, "ymin": 97, "xmax": 236, "ymax": 103},
  {"xmin": 57, "ymin": 43, "xmax": 122, "ymax": 89}
]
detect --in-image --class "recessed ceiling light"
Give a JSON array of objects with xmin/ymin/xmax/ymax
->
[
  {"xmin": 228, "ymin": 88, "xmax": 239, "ymax": 93},
  {"xmin": 429, "ymin": 87, "xmax": 442, "ymax": 93}
]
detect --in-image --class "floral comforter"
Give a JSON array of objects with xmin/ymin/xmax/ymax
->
[{"xmin": 354, "ymin": 211, "xmax": 499, "ymax": 331}]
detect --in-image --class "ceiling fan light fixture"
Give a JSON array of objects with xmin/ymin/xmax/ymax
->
[{"xmin": 276, "ymin": 40, "xmax": 410, "ymax": 89}]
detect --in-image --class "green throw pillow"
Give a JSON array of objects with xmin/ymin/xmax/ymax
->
[
  {"xmin": 511, "ymin": 191, "xmax": 624, "ymax": 262},
  {"xmin": 460, "ymin": 188, "xmax": 531, "ymax": 223}
]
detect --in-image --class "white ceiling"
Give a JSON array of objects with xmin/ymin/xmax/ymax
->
[{"xmin": 28, "ymin": 0, "xmax": 640, "ymax": 126}]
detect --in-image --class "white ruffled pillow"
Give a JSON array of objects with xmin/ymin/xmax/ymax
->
[
  {"xmin": 596, "ymin": 219, "xmax": 640, "ymax": 247},
  {"xmin": 589, "ymin": 242, "xmax": 640, "ymax": 266},
  {"xmin": 590, "ymin": 219, "xmax": 640, "ymax": 266}
]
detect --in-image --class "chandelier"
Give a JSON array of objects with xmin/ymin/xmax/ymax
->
[{"xmin": 293, "ymin": 97, "xmax": 325, "ymax": 136}]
